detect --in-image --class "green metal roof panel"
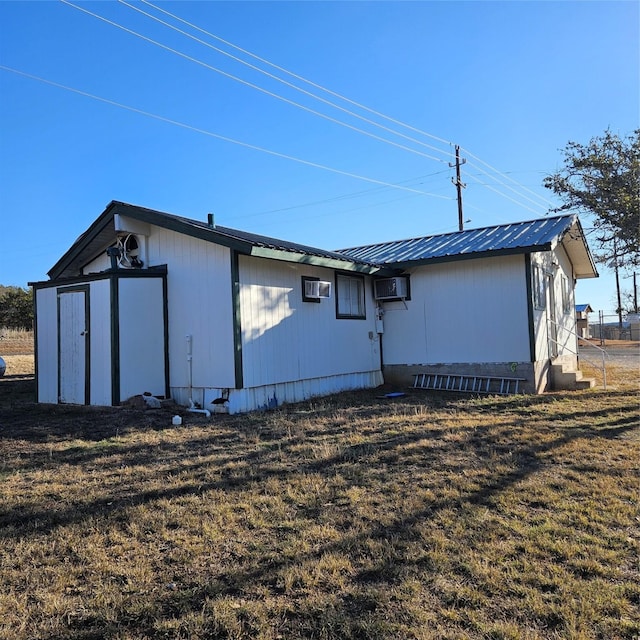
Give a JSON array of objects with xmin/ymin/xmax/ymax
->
[{"xmin": 336, "ymin": 215, "xmax": 580, "ymax": 265}]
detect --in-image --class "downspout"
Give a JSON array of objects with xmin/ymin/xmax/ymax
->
[
  {"xmin": 185, "ymin": 334, "xmax": 210, "ymax": 418},
  {"xmin": 376, "ymin": 306, "xmax": 385, "ymax": 375}
]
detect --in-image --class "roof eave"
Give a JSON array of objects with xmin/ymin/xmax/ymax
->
[
  {"xmin": 557, "ymin": 217, "xmax": 599, "ymax": 279},
  {"xmin": 249, "ymin": 246, "xmax": 395, "ymax": 275}
]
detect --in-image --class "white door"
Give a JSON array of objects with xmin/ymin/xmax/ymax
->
[{"xmin": 58, "ymin": 289, "xmax": 89, "ymax": 404}]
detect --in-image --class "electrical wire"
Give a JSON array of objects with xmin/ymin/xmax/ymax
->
[
  {"xmin": 465, "ymin": 159, "xmax": 549, "ymax": 213},
  {"xmin": 0, "ymin": 65, "xmax": 451, "ymax": 198},
  {"xmin": 118, "ymin": 0, "xmax": 455, "ymax": 163},
  {"xmin": 231, "ymin": 170, "xmax": 453, "ymax": 221},
  {"xmin": 130, "ymin": 0, "xmax": 560, "ymax": 217},
  {"xmin": 461, "ymin": 147, "xmax": 556, "ymax": 209},
  {"xmin": 138, "ymin": 0, "xmax": 454, "ymax": 148},
  {"xmin": 59, "ymin": 0, "xmax": 448, "ymax": 164}
]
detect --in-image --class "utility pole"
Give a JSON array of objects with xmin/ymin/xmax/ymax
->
[
  {"xmin": 613, "ymin": 238, "xmax": 623, "ymax": 332},
  {"xmin": 634, "ymin": 272, "xmax": 638, "ymax": 314},
  {"xmin": 450, "ymin": 145, "xmax": 466, "ymax": 231}
]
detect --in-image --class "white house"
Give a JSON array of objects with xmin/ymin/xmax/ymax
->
[{"xmin": 30, "ymin": 201, "xmax": 598, "ymax": 413}]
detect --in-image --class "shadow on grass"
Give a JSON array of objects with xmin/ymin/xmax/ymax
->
[
  {"xmin": 2, "ymin": 389, "xmax": 637, "ymax": 537},
  {"xmin": 3, "ymin": 386, "xmax": 639, "ymax": 639}
]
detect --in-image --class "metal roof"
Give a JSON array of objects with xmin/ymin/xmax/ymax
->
[
  {"xmin": 47, "ymin": 201, "xmax": 387, "ymax": 281},
  {"xmin": 575, "ymin": 304, "xmax": 593, "ymax": 313},
  {"xmin": 336, "ymin": 215, "xmax": 598, "ymax": 278},
  {"xmin": 44, "ymin": 202, "xmax": 598, "ymax": 282}
]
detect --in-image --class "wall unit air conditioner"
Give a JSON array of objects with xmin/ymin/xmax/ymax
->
[
  {"xmin": 304, "ymin": 280, "xmax": 332, "ymax": 299},
  {"xmin": 374, "ymin": 277, "xmax": 408, "ymax": 300}
]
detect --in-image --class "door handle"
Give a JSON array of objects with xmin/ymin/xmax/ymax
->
[{"xmin": 80, "ymin": 330, "xmax": 89, "ymax": 336}]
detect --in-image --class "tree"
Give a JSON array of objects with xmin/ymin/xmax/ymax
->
[
  {"xmin": 0, "ymin": 286, "xmax": 33, "ymax": 330},
  {"xmin": 543, "ymin": 129, "xmax": 640, "ymax": 269}
]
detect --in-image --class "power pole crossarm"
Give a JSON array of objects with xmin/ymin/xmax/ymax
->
[{"xmin": 450, "ymin": 145, "xmax": 466, "ymax": 231}]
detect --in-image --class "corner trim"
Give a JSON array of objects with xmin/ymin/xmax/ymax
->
[
  {"xmin": 524, "ymin": 253, "xmax": 536, "ymax": 363},
  {"xmin": 110, "ymin": 275, "xmax": 120, "ymax": 405},
  {"xmin": 231, "ymin": 250, "xmax": 243, "ymax": 389}
]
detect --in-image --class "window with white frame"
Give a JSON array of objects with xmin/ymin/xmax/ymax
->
[{"xmin": 336, "ymin": 273, "xmax": 366, "ymax": 319}]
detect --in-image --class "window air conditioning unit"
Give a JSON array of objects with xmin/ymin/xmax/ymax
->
[
  {"xmin": 374, "ymin": 277, "xmax": 408, "ymax": 300},
  {"xmin": 305, "ymin": 280, "xmax": 332, "ymax": 299}
]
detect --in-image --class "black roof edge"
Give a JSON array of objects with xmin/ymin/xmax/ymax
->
[{"xmin": 31, "ymin": 265, "xmax": 168, "ymax": 289}]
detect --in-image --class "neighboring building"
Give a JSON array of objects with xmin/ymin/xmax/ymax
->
[
  {"xmin": 575, "ymin": 304, "xmax": 593, "ymax": 338},
  {"xmin": 30, "ymin": 201, "xmax": 598, "ymax": 413}
]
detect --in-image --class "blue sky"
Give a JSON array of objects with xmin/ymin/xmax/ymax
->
[{"xmin": 0, "ymin": 0, "xmax": 638, "ymax": 314}]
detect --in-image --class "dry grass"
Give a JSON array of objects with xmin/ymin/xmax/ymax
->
[
  {"xmin": 1, "ymin": 334, "xmax": 638, "ymax": 639},
  {"xmin": 0, "ymin": 328, "xmax": 34, "ymax": 357}
]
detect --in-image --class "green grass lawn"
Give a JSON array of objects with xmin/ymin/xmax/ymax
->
[{"xmin": 1, "ymin": 374, "xmax": 638, "ymax": 639}]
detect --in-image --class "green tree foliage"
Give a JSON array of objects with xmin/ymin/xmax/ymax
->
[
  {"xmin": 0, "ymin": 286, "xmax": 33, "ymax": 330},
  {"xmin": 544, "ymin": 129, "xmax": 640, "ymax": 268}
]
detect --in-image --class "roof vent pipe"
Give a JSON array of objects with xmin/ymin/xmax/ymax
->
[
  {"xmin": 106, "ymin": 246, "xmax": 121, "ymax": 270},
  {"xmin": 207, "ymin": 213, "xmax": 215, "ymax": 229}
]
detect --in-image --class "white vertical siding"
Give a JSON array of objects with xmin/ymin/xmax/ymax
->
[
  {"xmin": 381, "ymin": 255, "xmax": 530, "ymax": 365},
  {"xmin": 35, "ymin": 286, "xmax": 58, "ymax": 403},
  {"xmin": 118, "ymin": 278, "xmax": 166, "ymax": 400},
  {"xmin": 147, "ymin": 228, "xmax": 236, "ymax": 388},
  {"xmin": 530, "ymin": 251, "xmax": 551, "ymax": 363},
  {"xmin": 88, "ymin": 279, "xmax": 112, "ymax": 405},
  {"xmin": 239, "ymin": 256, "xmax": 380, "ymax": 388},
  {"xmin": 532, "ymin": 246, "xmax": 578, "ymax": 364},
  {"xmin": 82, "ymin": 252, "xmax": 111, "ymax": 274}
]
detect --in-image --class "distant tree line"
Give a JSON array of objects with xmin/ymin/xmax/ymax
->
[{"xmin": 0, "ymin": 286, "xmax": 33, "ymax": 330}]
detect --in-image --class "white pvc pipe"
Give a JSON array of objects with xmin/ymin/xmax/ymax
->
[
  {"xmin": 184, "ymin": 334, "xmax": 210, "ymax": 417},
  {"xmin": 187, "ymin": 399, "xmax": 211, "ymax": 418}
]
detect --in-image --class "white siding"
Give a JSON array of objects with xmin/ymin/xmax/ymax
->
[
  {"xmin": 35, "ymin": 286, "xmax": 58, "ymax": 403},
  {"xmin": 215, "ymin": 371, "xmax": 383, "ymax": 415},
  {"xmin": 148, "ymin": 228, "xmax": 236, "ymax": 388},
  {"xmin": 531, "ymin": 247, "xmax": 578, "ymax": 365},
  {"xmin": 88, "ymin": 279, "xmax": 112, "ymax": 405},
  {"xmin": 118, "ymin": 278, "xmax": 166, "ymax": 400},
  {"xmin": 381, "ymin": 255, "xmax": 530, "ymax": 365},
  {"xmin": 553, "ymin": 244, "xmax": 579, "ymax": 358},
  {"xmin": 239, "ymin": 256, "xmax": 381, "ymax": 388},
  {"xmin": 83, "ymin": 252, "xmax": 111, "ymax": 274}
]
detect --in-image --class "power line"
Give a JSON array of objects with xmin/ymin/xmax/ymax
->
[
  {"xmin": 138, "ymin": 0, "xmax": 455, "ymax": 150},
  {"xmin": 230, "ymin": 170, "xmax": 453, "ymax": 220},
  {"xmin": 59, "ymin": 0, "xmax": 449, "ymax": 164},
  {"xmin": 0, "ymin": 65, "xmax": 451, "ymax": 198},
  {"xmin": 461, "ymin": 147, "xmax": 555, "ymax": 209},
  {"xmin": 131, "ymin": 0, "xmax": 560, "ymax": 217},
  {"xmin": 119, "ymin": 0, "xmax": 455, "ymax": 163},
  {"xmin": 464, "ymin": 159, "xmax": 550, "ymax": 213}
]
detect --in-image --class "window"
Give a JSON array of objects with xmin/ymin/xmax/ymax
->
[
  {"xmin": 533, "ymin": 265, "xmax": 545, "ymax": 310},
  {"xmin": 561, "ymin": 276, "xmax": 571, "ymax": 314},
  {"xmin": 301, "ymin": 276, "xmax": 320, "ymax": 303},
  {"xmin": 336, "ymin": 273, "xmax": 366, "ymax": 319}
]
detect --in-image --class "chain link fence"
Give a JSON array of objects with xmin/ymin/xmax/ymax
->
[{"xmin": 588, "ymin": 312, "xmax": 640, "ymax": 342}]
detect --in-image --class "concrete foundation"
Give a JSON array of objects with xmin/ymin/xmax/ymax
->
[{"xmin": 384, "ymin": 361, "xmax": 538, "ymax": 394}]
